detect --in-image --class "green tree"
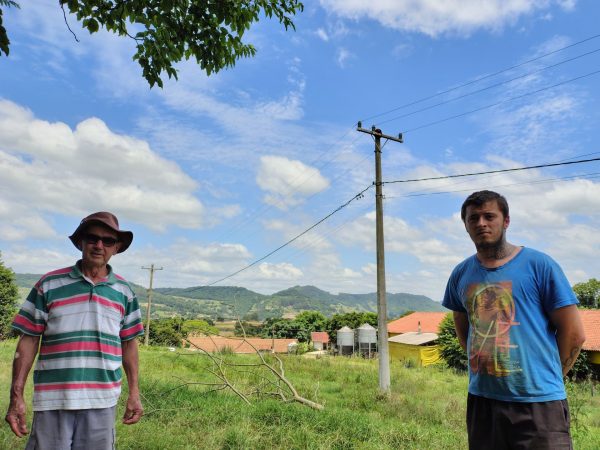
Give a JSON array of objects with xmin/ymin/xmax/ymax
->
[
  {"xmin": 182, "ymin": 319, "xmax": 219, "ymax": 336},
  {"xmin": 0, "ymin": 252, "xmax": 19, "ymax": 339},
  {"xmin": 572, "ymin": 278, "xmax": 600, "ymax": 308},
  {"xmin": 326, "ymin": 312, "xmax": 377, "ymax": 343},
  {"xmin": 437, "ymin": 313, "xmax": 468, "ymax": 372},
  {"xmin": 0, "ymin": 1, "xmax": 303, "ymax": 87},
  {"xmin": 143, "ymin": 317, "xmax": 184, "ymax": 347}
]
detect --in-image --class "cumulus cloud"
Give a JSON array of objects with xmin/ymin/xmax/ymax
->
[
  {"xmin": 0, "ymin": 99, "xmax": 205, "ymax": 235},
  {"xmin": 319, "ymin": 0, "xmax": 576, "ymax": 36},
  {"xmin": 257, "ymin": 156, "xmax": 330, "ymax": 210}
]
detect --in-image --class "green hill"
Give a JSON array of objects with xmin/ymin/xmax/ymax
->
[{"xmin": 14, "ymin": 274, "xmax": 446, "ymax": 320}]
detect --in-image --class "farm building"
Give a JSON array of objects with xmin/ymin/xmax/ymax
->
[
  {"xmin": 580, "ymin": 310, "xmax": 600, "ymax": 365},
  {"xmin": 310, "ymin": 331, "xmax": 330, "ymax": 351},
  {"xmin": 386, "ymin": 312, "xmax": 447, "ymax": 367},
  {"xmin": 185, "ymin": 336, "xmax": 298, "ymax": 354},
  {"xmin": 388, "ymin": 332, "xmax": 442, "ymax": 367},
  {"xmin": 387, "ymin": 311, "xmax": 447, "ymax": 337}
]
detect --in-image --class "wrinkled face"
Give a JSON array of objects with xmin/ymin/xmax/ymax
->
[
  {"xmin": 464, "ymin": 200, "xmax": 510, "ymax": 250},
  {"xmin": 80, "ymin": 224, "xmax": 121, "ymax": 268}
]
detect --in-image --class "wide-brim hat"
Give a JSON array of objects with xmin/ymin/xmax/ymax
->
[{"xmin": 69, "ymin": 211, "xmax": 133, "ymax": 253}]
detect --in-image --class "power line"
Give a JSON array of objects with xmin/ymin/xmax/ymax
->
[
  {"xmin": 377, "ymin": 47, "xmax": 600, "ymax": 126},
  {"xmin": 205, "ymin": 184, "xmax": 374, "ymax": 286},
  {"xmin": 400, "ymin": 69, "xmax": 600, "ymax": 134},
  {"xmin": 384, "ymin": 172, "xmax": 600, "ymax": 199},
  {"xmin": 360, "ymin": 33, "xmax": 600, "ymax": 123},
  {"xmin": 383, "ymin": 156, "xmax": 600, "ymax": 184}
]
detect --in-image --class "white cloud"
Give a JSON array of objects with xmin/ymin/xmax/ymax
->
[
  {"xmin": 257, "ymin": 155, "xmax": 330, "ymax": 210},
  {"xmin": 336, "ymin": 48, "xmax": 354, "ymax": 68},
  {"xmin": 316, "ymin": 28, "xmax": 329, "ymax": 41},
  {"xmin": 257, "ymin": 262, "xmax": 303, "ymax": 279},
  {"xmin": 319, "ymin": 0, "xmax": 577, "ymax": 36},
  {"xmin": 0, "ymin": 99, "xmax": 205, "ymax": 234}
]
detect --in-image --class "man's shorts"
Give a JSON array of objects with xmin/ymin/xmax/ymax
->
[
  {"xmin": 25, "ymin": 406, "xmax": 117, "ymax": 450},
  {"xmin": 467, "ymin": 393, "xmax": 572, "ymax": 450}
]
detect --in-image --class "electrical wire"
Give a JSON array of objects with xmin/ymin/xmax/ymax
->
[
  {"xmin": 377, "ymin": 47, "xmax": 600, "ymax": 126},
  {"xmin": 205, "ymin": 184, "xmax": 374, "ymax": 286},
  {"xmin": 360, "ymin": 33, "xmax": 600, "ymax": 123},
  {"xmin": 384, "ymin": 172, "xmax": 600, "ymax": 199},
  {"xmin": 400, "ymin": 69, "xmax": 600, "ymax": 134},
  {"xmin": 383, "ymin": 156, "xmax": 600, "ymax": 184}
]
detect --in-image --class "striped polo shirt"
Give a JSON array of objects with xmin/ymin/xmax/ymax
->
[{"xmin": 12, "ymin": 262, "xmax": 144, "ymax": 411}]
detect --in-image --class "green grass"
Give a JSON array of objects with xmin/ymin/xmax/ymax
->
[{"xmin": 1, "ymin": 340, "xmax": 599, "ymax": 449}]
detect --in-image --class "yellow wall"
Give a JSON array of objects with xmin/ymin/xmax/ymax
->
[
  {"xmin": 588, "ymin": 350, "xmax": 600, "ymax": 365},
  {"xmin": 389, "ymin": 342, "xmax": 441, "ymax": 367}
]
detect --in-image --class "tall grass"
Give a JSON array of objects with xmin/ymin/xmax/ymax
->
[{"xmin": 1, "ymin": 340, "xmax": 598, "ymax": 449}]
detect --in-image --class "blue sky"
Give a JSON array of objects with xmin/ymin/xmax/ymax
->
[{"xmin": 1, "ymin": 0, "xmax": 600, "ymax": 301}]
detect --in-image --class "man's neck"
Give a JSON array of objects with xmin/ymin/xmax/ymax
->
[
  {"xmin": 80, "ymin": 261, "xmax": 109, "ymax": 283},
  {"xmin": 476, "ymin": 240, "xmax": 520, "ymax": 268}
]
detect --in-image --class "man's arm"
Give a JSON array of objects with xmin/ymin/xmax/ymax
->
[
  {"xmin": 549, "ymin": 304, "xmax": 586, "ymax": 376},
  {"xmin": 121, "ymin": 338, "xmax": 143, "ymax": 425},
  {"xmin": 453, "ymin": 311, "xmax": 469, "ymax": 351},
  {"xmin": 5, "ymin": 334, "xmax": 40, "ymax": 437}
]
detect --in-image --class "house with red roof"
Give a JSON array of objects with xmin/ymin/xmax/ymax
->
[
  {"xmin": 386, "ymin": 312, "xmax": 448, "ymax": 367},
  {"xmin": 387, "ymin": 312, "xmax": 448, "ymax": 337},
  {"xmin": 310, "ymin": 331, "xmax": 330, "ymax": 351},
  {"xmin": 580, "ymin": 310, "xmax": 600, "ymax": 365},
  {"xmin": 185, "ymin": 336, "xmax": 298, "ymax": 354}
]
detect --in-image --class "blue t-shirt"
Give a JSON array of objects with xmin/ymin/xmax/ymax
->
[{"xmin": 443, "ymin": 247, "xmax": 578, "ymax": 402}]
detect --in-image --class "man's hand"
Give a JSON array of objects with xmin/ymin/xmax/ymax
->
[
  {"xmin": 122, "ymin": 393, "xmax": 143, "ymax": 425},
  {"xmin": 5, "ymin": 395, "xmax": 28, "ymax": 437}
]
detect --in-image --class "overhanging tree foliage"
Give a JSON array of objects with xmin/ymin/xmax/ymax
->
[
  {"xmin": 0, "ymin": 252, "xmax": 19, "ymax": 340},
  {"xmin": 0, "ymin": 0, "xmax": 304, "ymax": 87}
]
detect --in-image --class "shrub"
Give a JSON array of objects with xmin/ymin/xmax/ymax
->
[{"xmin": 437, "ymin": 313, "xmax": 468, "ymax": 371}]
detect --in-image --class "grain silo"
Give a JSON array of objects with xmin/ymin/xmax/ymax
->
[
  {"xmin": 357, "ymin": 323, "xmax": 377, "ymax": 357},
  {"xmin": 337, "ymin": 326, "xmax": 355, "ymax": 356}
]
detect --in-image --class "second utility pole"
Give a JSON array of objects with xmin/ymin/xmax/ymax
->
[
  {"xmin": 142, "ymin": 263, "xmax": 163, "ymax": 346},
  {"xmin": 357, "ymin": 122, "xmax": 403, "ymax": 394}
]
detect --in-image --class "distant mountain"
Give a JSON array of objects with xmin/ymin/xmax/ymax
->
[{"xmin": 14, "ymin": 275, "xmax": 446, "ymax": 320}]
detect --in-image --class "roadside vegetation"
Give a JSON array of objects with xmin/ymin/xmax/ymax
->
[{"xmin": 1, "ymin": 340, "xmax": 599, "ymax": 449}]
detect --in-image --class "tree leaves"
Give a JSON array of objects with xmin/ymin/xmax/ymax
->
[
  {"xmin": 46, "ymin": 0, "xmax": 305, "ymax": 88},
  {"xmin": 0, "ymin": 0, "xmax": 20, "ymax": 57}
]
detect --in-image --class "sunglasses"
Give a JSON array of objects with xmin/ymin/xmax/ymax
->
[{"xmin": 83, "ymin": 233, "xmax": 119, "ymax": 247}]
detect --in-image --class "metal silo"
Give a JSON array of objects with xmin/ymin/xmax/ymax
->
[
  {"xmin": 337, "ymin": 326, "xmax": 355, "ymax": 356},
  {"xmin": 357, "ymin": 323, "xmax": 377, "ymax": 357}
]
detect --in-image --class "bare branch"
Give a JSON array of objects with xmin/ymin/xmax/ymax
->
[{"xmin": 60, "ymin": 2, "xmax": 79, "ymax": 43}]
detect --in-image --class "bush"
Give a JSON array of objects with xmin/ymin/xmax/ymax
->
[
  {"xmin": 569, "ymin": 351, "xmax": 596, "ymax": 380},
  {"xmin": 437, "ymin": 313, "xmax": 468, "ymax": 371},
  {"xmin": 0, "ymin": 253, "xmax": 19, "ymax": 340}
]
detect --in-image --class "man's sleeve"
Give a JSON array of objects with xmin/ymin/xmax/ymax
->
[
  {"xmin": 540, "ymin": 255, "xmax": 579, "ymax": 314},
  {"xmin": 120, "ymin": 290, "xmax": 144, "ymax": 341},
  {"xmin": 12, "ymin": 283, "xmax": 47, "ymax": 336},
  {"xmin": 442, "ymin": 268, "xmax": 467, "ymax": 313}
]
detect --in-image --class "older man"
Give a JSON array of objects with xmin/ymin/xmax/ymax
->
[
  {"xmin": 5, "ymin": 212, "xmax": 144, "ymax": 450},
  {"xmin": 443, "ymin": 191, "xmax": 586, "ymax": 449}
]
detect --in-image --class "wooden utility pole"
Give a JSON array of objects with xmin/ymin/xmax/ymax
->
[
  {"xmin": 357, "ymin": 122, "xmax": 403, "ymax": 394},
  {"xmin": 142, "ymin": 264, "xmax": 163, "ymax": 346}
]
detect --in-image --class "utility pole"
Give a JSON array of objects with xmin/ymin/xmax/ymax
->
[
  {"xmin": 357, "ymin": 122, "xmax": 403, "ymax": 394},
  {"xmin": 142, "ymin": 264, "xmax": 163, "ymax": 346}
]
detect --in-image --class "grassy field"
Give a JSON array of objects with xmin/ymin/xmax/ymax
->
[{"xmin": 1, "ymin": 340, "xmax": 599, "ymax": 449}]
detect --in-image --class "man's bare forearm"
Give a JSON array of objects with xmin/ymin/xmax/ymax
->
[
  {"xmin": 10, "ymin": 334, "xmax": 40, "ymax": 396},
  {"xmin": 549, "ymin": 305, "xmax": 586, "ymax": 377}
]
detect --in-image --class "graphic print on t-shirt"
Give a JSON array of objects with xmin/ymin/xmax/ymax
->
[{"xmin": 466, "ymin": 281, "xmax": 522, "ymax": 377}]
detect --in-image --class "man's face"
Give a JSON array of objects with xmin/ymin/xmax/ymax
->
[
  {"xmin": 464, "ymin": 200, "xmax": 509, "ymax": 250},
  {"xmin": 80, "ymin": 224, "xmax": 121, "ymax": 268}
]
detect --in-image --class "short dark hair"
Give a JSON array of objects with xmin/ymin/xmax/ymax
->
[{"xmin": 461, "ymin": 190, "xmax": 509, "ymax": 222}]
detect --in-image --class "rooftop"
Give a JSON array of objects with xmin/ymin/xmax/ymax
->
[{"xmin": 387, "ymin": 312, "xmax": 448, "ymax": 334}]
